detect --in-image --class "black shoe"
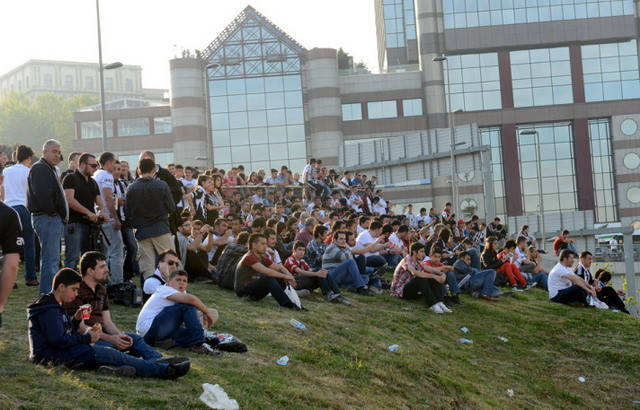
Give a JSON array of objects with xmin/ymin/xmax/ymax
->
[
  {"xmin": 357, "ymin": 287, "xmax": 373, "ymax": 297},
  {"xmin": 372, "ymin": 264, "xmax": 387, "ymax": 278},
  {"xmin": 451, "ymin": 294, "xmax": 465, "ymax": 306},
  {"xmin": 13, "ymin": 282, "xmax": 18, "ymax": 289},
  {"xmin": 165, "ymin": 360, "xmax": 191, "ymax": 379},
  {"xmin": 98, "ymin": 365, "xmax": 136, "ymax": 377},
  {"xmin": 156, "ymin": 356, "xmax": 190, "ymax": 365},
  {"xmin": 154, "ymin": 339, "xmax": 176, "ymax": 350},
  {"xmin": 443, "ymin": 295, "xmax": 453, "ymax": 307},
  {"xmin": 295, "ymin": 305, "xmax": 309, "ymax": 312}
]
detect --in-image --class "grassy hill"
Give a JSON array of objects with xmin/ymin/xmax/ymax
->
[{"xmin": 1, "ymin": 277, "xmax": 639, "ymax": 409}]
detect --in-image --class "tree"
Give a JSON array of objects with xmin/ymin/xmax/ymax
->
[{"xmin": 337, "ymin": 48, "xmax": 370, "ymax": 73}]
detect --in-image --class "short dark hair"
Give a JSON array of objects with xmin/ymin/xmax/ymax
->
[
  {"xmin": 334, "ymin": 231, "xmax": 347, "ymax": 241},
  {"xmin": 169, "ymin": 269, "xmax": 188, "ymax": 281},
  {"xmin": 249, "ymin": 233, "xmax": 266, "ymax": 249},
  {"xmin": 79, "ymin": 251, "xmax": 106, "ymax": 276},
  {"xmin": 68, "ymin": 152, "xmax": 81, "ymax": 162},
  {"xmin": 522, "ymin": 225, "xmax": 529, "ymax": 231},
  {"xmin": 78, "ymin": 152, "xmax": 95, "ymax": 165},
  {"xmin": 562, "ymin": 229, "xmax": 570, "ymax": 235},
  {"xmin": 52, "ymin": 268, "xmax": 82, "ymax": 290},
  {"xmin": 516, "ymin": 236, "xmax": 527, "ymax": 245},
  {"xmin": 237, "ymin": 231, "xmax": 250, "ymax": 246},
  {"xmin": 430, "ymin": 247, "xmax": 443, "ymax": 256},
  {"xmin": 313, "ymin": 225, "xmax": 329, "ymax": 238},
  {"xmin": 293, "ymin": 240, "xmax": 307, "ymax": 250},
  {"xmin": 504, "ymin": 239, "xmax": 517, "ymax": 249},
  {"xmin": 98, "ymin": 151, "xmax": 115, "ymax": 166},
  {"xmin": 157, "ymin": 249, "xmax": 178, "ymax": 266},
  {"xmin": 558, "ymin": 248, "xmax": 575, "ymax": 262},
  {"xmin": 397, "ymin": 225, "xmax": 409, "ymax": 233},
  {"xmin": 138, "ymin": 158, "xmax": 155, "ymax": 174},
  {"xmin": 369, "ymin": 221, "xmax": 383, "ymax": 231},
  {"xmin": 409, "ymin": 242, "xmax": 424, "ymax": 255},
  {"xmin": 459, "ymin": 251, "xmax": 470, "ymax": 260},
  {"xmin": 252, "ymin": 217, "xmax": 266, "ymax": 229},
  {"xmin": 16, "ymin": 145, "xmax": 34, "ymax": 162},
  {"xmin": 580, "ymin": 251, "xmax": 592, "ymax": 259},
  {"xmin": 263, "ymin": 228, "xmax": 276, "ymax": 238}
]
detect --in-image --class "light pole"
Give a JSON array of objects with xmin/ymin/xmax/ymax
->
[
  {"xmin": 520, "ymin": 130, "xmax": 545, "ymax": 251},
  {"xmin": 96, "ymin": 0, "xmax": 122, "ymax": 151},
  {"xmin": 451, "ymin": 108, "xmax": 464, "ymax": 211},
  {"xmin": 203, "ymin": 62, "xmax": 220, "ymax": 169}
]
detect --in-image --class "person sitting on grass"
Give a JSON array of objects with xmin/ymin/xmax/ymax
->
[
  {"xmin": 391, "ymin": 243, "xmax": 450, "ymax": 313},
  {"xmin": 284, "ymin": 240, "xmax": 352, "ymax": 305},
  {"xmin": 548, "ymin": 249, "xmax": 596, "ymax": 307},
  {"xmin": 452, "ymin": 251, "xmax": 500, "ymax": 302},
  {"xmin": 136, "ymin": 270, "xmax": 220, "ymax": 356},
  {"xmin": 496, "ymin": 240, "xmax": 529, "ymax": 289},
  {"xmin": 593, "ymin": 269, "xmax": 629, "ymax": 314},
  {"xmin": 514, "ymin": 237, "xmax": 548, "ymax": 290},
  {"xmin": 142, "ymin": 249, "xmax": 181, "ymax": 301},
  {"xmin": 553, "ymin": 229, "xmax": 577, "ymax": 255},
  {"xmin": 28, "ymin": 268, "xmax": 190, "ymax": 378},
  {"xmin": 424, "ymin": 247, "xmax": 464, "ymax": 307},
  {"xmin": 234, "ymin": 233, "xmax": 304, "ymax": 310}
]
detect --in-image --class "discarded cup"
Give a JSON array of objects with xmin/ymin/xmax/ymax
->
[
  {"xmin": 498, "ymin": 336, "xmax": 509, "ymax": 343},
  {"xmin": 612, "ymin": 309, "xmax": 620, "ymax": 313},
  {"xmin": 276, "ymin": 355, "xmax": 289, "ymax": 366},
  {"xmin": 199, "ymin": 383, "xmax": 239, "ymax": 410},
  {"xmin": 578, "ymin": 376, "xmax": 586, "ymax": 383},
  {"xmin": 460, "ymin": 327, "xmax": 469, "ymax": 333},
  {"xmin": 388, "ymin": 344, "xmax": 399, "ymax": 352},
  {"xmin": 632, "ymin": 400, "xmax": 640, "ymax": 407},
  {"xmin": 506, "ymin": 389, "xmax": 514, "ymax": 397},
  {"xmin": 457, "ymin": 338, "xmax": 473, "ymax": 344},
  {"xmin": 289, "ymin": 318, "xmax": 308, "ymax": 331}
]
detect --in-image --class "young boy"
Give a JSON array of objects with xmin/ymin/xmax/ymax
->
[
  {"xmin": 424, "ymin": 247, "xmax": 464, "ymax": 306},
  {"xmin": 137, "ymin": 270, "xmax": 220, "ymax": 355},
  {"xmin": 496, "ymin": 240, "xmax": 528, "ymax": 289},
  {"xmin": 28, "ymin": 268, "xmax": 189, "ymax": 378},
  {"xmin": 284, "ymin": 241, "xmax": 352, "ymax": 305}
]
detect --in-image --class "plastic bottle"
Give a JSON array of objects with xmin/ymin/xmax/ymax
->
[
  {"xmin": 199, "ymin": 383, "xmax": 239, "ymax": 410},
  {"xmin": 457, "ymin": 338, "xmax": 473, "ymax": 344},
  {"xmin": 387, "ymin": 344, "xmax": 399, "ymax": 351},
  {"xmin": 460, "ymin": 327, "xmax": 469, "ymax": 333},
  {"xmin": 276, "ymin": 355, "xmax": 289, "ymax": 366},
  {"xmin": 289, "ymin": 318, "xmax": 308, "ymax": 331},
  {"xmin": 498, "ymin": 336, "xmax": 509, "ymax": 343}
]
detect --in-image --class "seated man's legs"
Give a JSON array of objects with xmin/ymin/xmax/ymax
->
[
  {"xmin": 365, "ymin": 254, "xmax": 387, "ymax": 269},
  {"xmin": 328, "ymin": 259, "xmax": 367, "ymax": 289},
  {"xmin": 294, "ymin": 275, "xmax": 321, "ymax": 292},
  {"xmin": 529, "ymin": 272, "xmax": 548, "ymax": 290},
  {"xmin": 551, "ymin": 285, "xmax": 587, "ymax": 305},
  {"xmin": 468, "ymin": 269, "xmax": 500, "ymax": 297},
  {"xmin": 382, "ymin": 253, "xmax": 402, "ymax": 270},
  {"xmin": 402, "ymin": 277, "xmax": 443, "ymax": 307},
  {"xmin": 441, "ymin": 271, "xmax": 461, "ymax": 296},
  {"xmin": 237, "ymin": 275, "xmax": 292, "ymax": 307},
  {"xmin": 185, "ymin": 250, "xmax": 212, "ymax": 281},
  {"xmin": 92, "ymin": 344, "xmax": 169, "ymax": 377},
  {"xmin": 143, "ymin": 303, "xmax": 205, "ymax": 348}
]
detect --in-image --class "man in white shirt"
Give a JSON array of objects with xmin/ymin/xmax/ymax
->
[
  {"xmin": 514, "ymin": 237, "xmax": 548, "ymax": 290},
  {"xmin": 178, "ymin": 166, "xmax": 197, "ymax": 210},
  {"xmin": 3, "ymin": 145, "xmax": 38, "ymax": 285},
  {"xmin": 93, "ymin": 152, "xmax": 124, "ymax": 284},
  {"xmin": 405, "ymin": 204, "xmax": 419, "ymax": 229},
  {"xmin": 354, "ymin": 221, "xmax": 392, "ymax": 269},
  {"xmin": 548, "ymin": 249, "xmax": 596, "ymax": 306}
]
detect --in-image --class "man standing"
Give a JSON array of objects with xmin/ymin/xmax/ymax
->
[
  {"xmin": 93, "ymin": 152, "xmax": 124, "ymax": 284},
  {"xmin": 0, "ymin": 201, "xmax": 23, "ymax": 328},
  {"xmin": 3, "ymin": 145, "xmax": 37, "ymax": 286},
  {"xmin": 60, "ymin": 152, "xmax": 80, "ymax": 182},
  {"xmin": 62, "ymin": 153, "xmax": 104, "ymax": 271},
  {"xmin": 27, "ymin": 139, "xmax": 68, "ymax": 294},
  {"xmin": 125, "ymin": 158, "xmax": 176, "ymax": 280},
  {"xmin": 548, "ymin": 249, "xmax": 596, "ymax": 306}
]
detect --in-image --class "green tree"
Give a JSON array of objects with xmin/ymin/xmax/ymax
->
[{"xmin": 337, "ymin": 48, "xmax": 370, "ymax": 73}]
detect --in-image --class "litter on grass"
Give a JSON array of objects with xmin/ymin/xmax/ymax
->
[
  {"xmin": 457, "ymin": 338, "xmax": 473, "ymax": 344},
  {"xmin": 387, "ymin": 344, "xmax": 399, "ymax": 352},
  {"xmin": 506, "ymin": 389, "xmax": 514, "ymax": 397},
  {"xmin": 578, "ymin": 376, "xmax": 586, "ymax": 383},
  {"xmin": 276, "ymin": 355, "xmax": 289, "ymax": 366},
  {"xmin": 460, "ymin": 327, "xmax": 469, "ymax": 333},
  {"xmin": 498, "ymin": 336, "xmax": 509, "ymax": 343},
  {"xmin": 199, "ymin": 383, "xmax": 239, "ymax": 410}
]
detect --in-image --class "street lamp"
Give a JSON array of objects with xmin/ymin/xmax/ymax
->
[
  {"xmin": 96, "ymin": 0, "xmax": 122, "ymax": 151},
  {"xmin": 203, "ymin": 62, "xmax": 220, "ymax": 169},
  {"xmin": 520, "ymin": 130, "xmax": 545, "ymax": 251}
]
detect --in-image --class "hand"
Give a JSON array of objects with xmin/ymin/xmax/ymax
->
[
  {"xmin": 204, "ymin": 311, "xmax": 217, "ymax": 328},
  {"xmin": 587, "ymin": 287, "xmax": 597, "ymax": 298},
  {"xmin": 114, "ymin": 220, "xmax": 122, "ymax": 230},
  {"xmin": 86, "ymin": 213, "xmax": 99, "ymax": 223},
  {"xmin": 316, "ymin": 269, "xmax": 327, "ymax": 278},
  {"xmin": 89, "ymin": 329, "xmax": 102, "ymax": 343},
  {"xmin": 73, "ymin": 307, "xmax": 86, "ymax": 321},
  {"xmin": 595, "ymin": 286, "xmax": 602, "ymax": 293},
  {"xmin": 616, "ymin": 289, "xmax": 626, "ymax": 296},
  {"xmin": 117, "ymin": 197, "xmax": 125, "ymax": 207},
  {"xmin": 436, "ymin": 274, "xmax": 446, "ymax": 284},
  {"xmin": 283, "ymin": 275, "xmax": 296, "ymax": 287},
  {"xmin": 501, "ymin": 254, "xmax": 510, "ymax": 262},
  {"xmin": 109, "ymin": 334, "xmax": 133, "ymax": 350}
]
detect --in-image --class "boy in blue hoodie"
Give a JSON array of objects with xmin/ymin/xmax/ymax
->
[{"xmin": 27, "ymin": 268, "xmax": 189, "ymax": 378}]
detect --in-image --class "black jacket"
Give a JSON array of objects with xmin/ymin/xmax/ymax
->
[
  {"xmin": 156, "ymin": 166, "xmax": 183, "ymax": 205},
  {"xmin": 26, "ymin": 158, "xmax": 67, "ymax": 221},
  {"xmin": 480, "ymin": 251, "xmax": 505, "ymax": 270}
]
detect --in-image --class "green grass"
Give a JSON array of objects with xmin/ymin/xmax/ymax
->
[{"xmin": 1, "ymin": 274, "xmax": 639, "ymax": 409}]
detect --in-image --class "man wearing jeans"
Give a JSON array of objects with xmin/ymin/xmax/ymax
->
[
  {"xmin": 548, "ymin": 249, "xmax": 596, "ymax": 306},
  {"xmin": 3, "ymin": 145, "xmax": 37, "ymax": 286},
  {"xmin": 27, "ymin": 139, "xmax": 68, "ymax": 294},
  {"xmin": 62, "ymin": 153, "xmax": 105, "ymax": 272},
  {"xmin": 93, "ymin": 152, "xmax": 124, "ymax": 283},
  {"xmin": 322, "ymin": 232, "xmax": 373, "ymax": 296},
  {"xmin": 452, "ymin": 251, "xmax": 500, "ymax": 302}
]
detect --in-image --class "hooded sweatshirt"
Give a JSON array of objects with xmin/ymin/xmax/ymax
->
[{"xmin": 27, "ymin": 293, "xmax": 94, "ymax": 366}]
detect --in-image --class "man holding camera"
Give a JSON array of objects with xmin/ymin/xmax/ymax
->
[{"xmin": 62, "ymin": 153, "xmax": 105, "ymax": 271}]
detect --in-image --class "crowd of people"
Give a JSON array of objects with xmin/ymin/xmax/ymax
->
[{"xmin": 0, "ymin": 140, "xmax": 631, "ymax": 378}]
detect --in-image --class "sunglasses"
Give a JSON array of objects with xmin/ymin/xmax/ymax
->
[
  {"xmin": 165, "ymin": 260, "xmax": 179, "ymax": 266},
  {"xmin": 88, "ymin": 163, "xmax": 99, "ymax": 168}
]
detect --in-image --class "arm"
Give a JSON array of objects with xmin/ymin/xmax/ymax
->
[
  {"xmin": 566, "ymin": 274, "xmax": 596, "ymax": 298},
  {"xmin": 166, "ymin": 292, "xmax": 216, "ymax": 327},
  {"xmin": 0, "ymin": 254, "xmax": 19, "ymax": 309},
  {"xmin": 64, "ymin": 188, "xmax": 99, "ymax": 222},
  {"xmin": 100, "ymin": 187, "xmax": 120, "ymax": 229},
  {"xmin": 29, "ymin": 165, "xmax": 58, "ymax": 214},
  {"xmin": 38, "ymin": 309, "xmax": 92, "ymax": 349},
  {"xmin": 250, "ymin": 261, "xmax": 296, "ymax": 285},
  {"xmin": 98, "ymin": 310, "xmax": 134, "ymax": 350}
]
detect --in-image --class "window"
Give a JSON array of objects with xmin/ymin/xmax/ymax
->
[
  {"xmin": 511, "ymin": 47, "xmax": 572, "ymax": 108},
  {"xmin": 80, "ymin": 121, "xmax": 112, "ymax": 139},
  {"xmin": 43, "ymin": 74, "xmax": 52, "ymax": 88},
  {"xmin": 516, "ymin": 123, "xmax": 577, "ymax": 215},
  {"xmin": 64, "ymin": 75, "xmax": 73, "ymax": 89},
  {"xmin": 382, "ymin": 0, "xmax": 418, "ymax": 61},
  {"xmin": 125, "ymin": 78, "xmax": 133, "ymax": 91},
  {"xmin": 444, "ymin": 52, "xmax": 501, "ymax": 111},
  {"xmin": 117, "ymin": 118, "xmax": 149, "ymax": 136},
  {"xmin": 342, "ymin": 103, "xmax": 363, "ymax": 121},
  {"xmin": 153, "ymin": 117, "xmax": 172, "ymax": 134},
  {"xmin": 589, "ymin": 119, "xmax": 617, "ymax": 222},
  {"xmin": 444, "ymin": 0, "xmax": 634, "ymax": 29},
  {"xmin": 479, "ymin": 127, "xmax": 506, "ymax": 218},
  {"xmin": 105, "ymin": 78, "xmax": 114, "ymax": 90},
  {"xmin": 402, "ymin": 98, "xmax": 423, "ymax": 116},
  {"xmin": 367, "ymin": 100, "xmax": 397, "ymax": 119},
  {"xmin": 85, "ymin": 76, "xmax": 94, "ymax": 90},
  {"xmin": 582, "ymin": 40, "xmax": 640, "ymax": 102}
]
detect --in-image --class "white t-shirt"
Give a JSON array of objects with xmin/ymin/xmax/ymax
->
[
  {"xmin": 142, "ymin": 268, "xmax": 166, "ymax": 295},
  {"xmin": 93, "ymin": 169, "xmax": 115, "ymax": 220},
  {"xmin": 548, "ymin": 263, "xmax": 575, "ymax": 299},
  {"xmin": 388, "ymin": 233, "xmax": 404, "ymax": 250},
  {"xmin": 2, "ymin": 163, "xmax": 29, "ymax": 207},
  {"xmin": 136, "ymin": 285, "xmax": 179, "ymax": 336},
  {"xmin": 179, "ymin": 178, "xmax": 196, "ymax": 207},
  {"xmin": 514, "ymin": 247, "xmax": 528, "ymax": 269},
  {"xmin": 355, "ymin": 230, "xmax": 378, "ymax": 257},
  {"xmin": 372, "ymin": 203, "xmax": 386, "ymax": 215}
]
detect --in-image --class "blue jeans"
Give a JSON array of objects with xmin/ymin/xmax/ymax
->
[
  {"xmin": 92, "ymin": 344, "xmax": 168, "ymax": 377},
  {"xmin": 143, "ymin": 303, "xmax": 204, "ymax": 348},
  {"xmin": 328, "ymin": 259, "xmax": 367, "ymax": 288},
  {"xmin": 32, "ymin": 214, "xmax": 64, "ymax": 294},
  {"xmin": 525, "ymin": 272, "xmax": 548, "ymax": 291},
  {"xmin": 365, "ymin": 254, "xmax": 387, "ymax": 268},
  {"xmin": 466, "ymin": 269, "xmax": 500, "ymax": 297},
  {"xmin": 64, "ymin": 222, "xmax": 90, "ymax": 271},
  {"xmin": 121, "ymin": 225, "xmax": 139, "ymax": 280},
  {"xmin": 383, "ymin": 253, "xmax": 402, "ymax": 270},
  {"xmin": 467, "ymin": 247, "xmax": 480, "ymax": 270},
  {"xmin": 442, "ymin": 271, "xmax": 461, "ymax": 295},
  {"xmin": 13, "ymin": 205, "xmax": 36, "ymax": 282},
  {"xmin": 96, "ymin": 333, "xmax": 162, "ymax": 360},
  {"xmin": 102, "ymin": 221, "xmax": 124, "ymax": 284}
]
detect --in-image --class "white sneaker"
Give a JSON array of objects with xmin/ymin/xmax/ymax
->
[
  {"xmin": 430, "ymin": 304, "xmax": 444, "ymax": 314},
  {"xmin": 438, "ymin": 302, "xmax": 453, "ymax": 313}
]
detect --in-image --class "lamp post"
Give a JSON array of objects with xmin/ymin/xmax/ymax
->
[
  {"xmin": 203, "ymin": 62, "xmax": 220, "ymax": 169},
  {"xmin": 96, "ymin": 0, "xmax": 122, "ymax": 151},
  {"xmin": 520, "ymin": 130, "xmax": 545, "ymax": 251}
]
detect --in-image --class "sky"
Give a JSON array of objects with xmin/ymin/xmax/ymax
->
[{"xmin": 0, "ymin": 0, "xmax": 378, "ymax": 89}]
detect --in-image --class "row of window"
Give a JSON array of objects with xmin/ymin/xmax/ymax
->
[
  {"xmin": 79, "ymin": 117, "xmax": 171, "ymax": 139},
  {"xmin": 342, "ymin": 98, "xmax": 423, "ymax": 121},
  {"xmin": 443, "ymin": 0, "xmax": 634, "ymax": 29},
  {"xmin": 443, "ymin": 40, "xmax": 640, "ymax": 112},
  {"xmin": 382, "ymin": 0, "xmax": 417, "ymax": 48},
  {"xmin": 40, "ymin": 74, "xmax": 133, "ymax": 91}
]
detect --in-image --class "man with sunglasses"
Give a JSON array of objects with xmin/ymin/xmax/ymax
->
[
  {"xmin": 142, "ymin": 249, "xmax": 181, "ymax": 301},
  {"xmin": 62, "ymin": 153, "xmax": 105, "ymax": 272}
]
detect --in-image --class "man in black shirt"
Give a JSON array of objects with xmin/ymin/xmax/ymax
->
[
  {"xmin": 27, "ymin": 139, "xmax": 68, "ymax": 294},
  {"xmin": 0, "ymin": 202, "xmax": 23, "ymax": 328},
  {"xmin": 62, "ymin": 153, "xmax": 105, "ymax": 271}
]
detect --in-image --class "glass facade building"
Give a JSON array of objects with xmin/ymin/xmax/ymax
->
[
  {"xmin": 582, "ymin": 40, "xmax": 640, "ymax": 102},
  {"xmin": 511, "ymin": 47, "xmax": 573, "ymax": 107},
  {"xmin": 378, "ymin": 0, "xmax": 418, "ymax": 67},
  {"xmin": 444, "ymin": 53, "xmax": 501, "ymax": 111},
  {"xmin": 589, "ymin": 119, "xmax": 618, "ymax": 222},
  {"xmin": 479, "ymin": 127, "xmax": 507, "ymax": 217}
]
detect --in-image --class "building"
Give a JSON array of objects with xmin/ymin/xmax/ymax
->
[
  {"xmin": 0, "ymin": 59, "xmax": 166, "ymax": 103},
  {"xmin": 71, "ymin": 2, "xmax": 640, "ymax": 231}
]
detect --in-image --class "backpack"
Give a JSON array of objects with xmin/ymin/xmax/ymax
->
[
  {"xmin": 217, "ymin": 243, "xmax": 247, "ymax": 290},
  {"xmin": 106, "ymin": 282, "xmax": 143, "ymax": 307}
]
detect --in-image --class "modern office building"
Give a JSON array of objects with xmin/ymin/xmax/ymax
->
[{"xmin": 71, "ymin": 2, "xmax": 640, "ymax": 230}]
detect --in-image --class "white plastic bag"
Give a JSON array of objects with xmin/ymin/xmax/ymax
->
[
  {"xmin": 200, "ymin": 383, "xmax": 239, "ymax": 410},
  {"xmin": 284, "ymin": 284, "xmax": 301, "ymax": 308}
]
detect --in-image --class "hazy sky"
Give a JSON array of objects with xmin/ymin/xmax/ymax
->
[{"xmin": 1, "ymin": 0, "xmax": 378, "ymax": 89}]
